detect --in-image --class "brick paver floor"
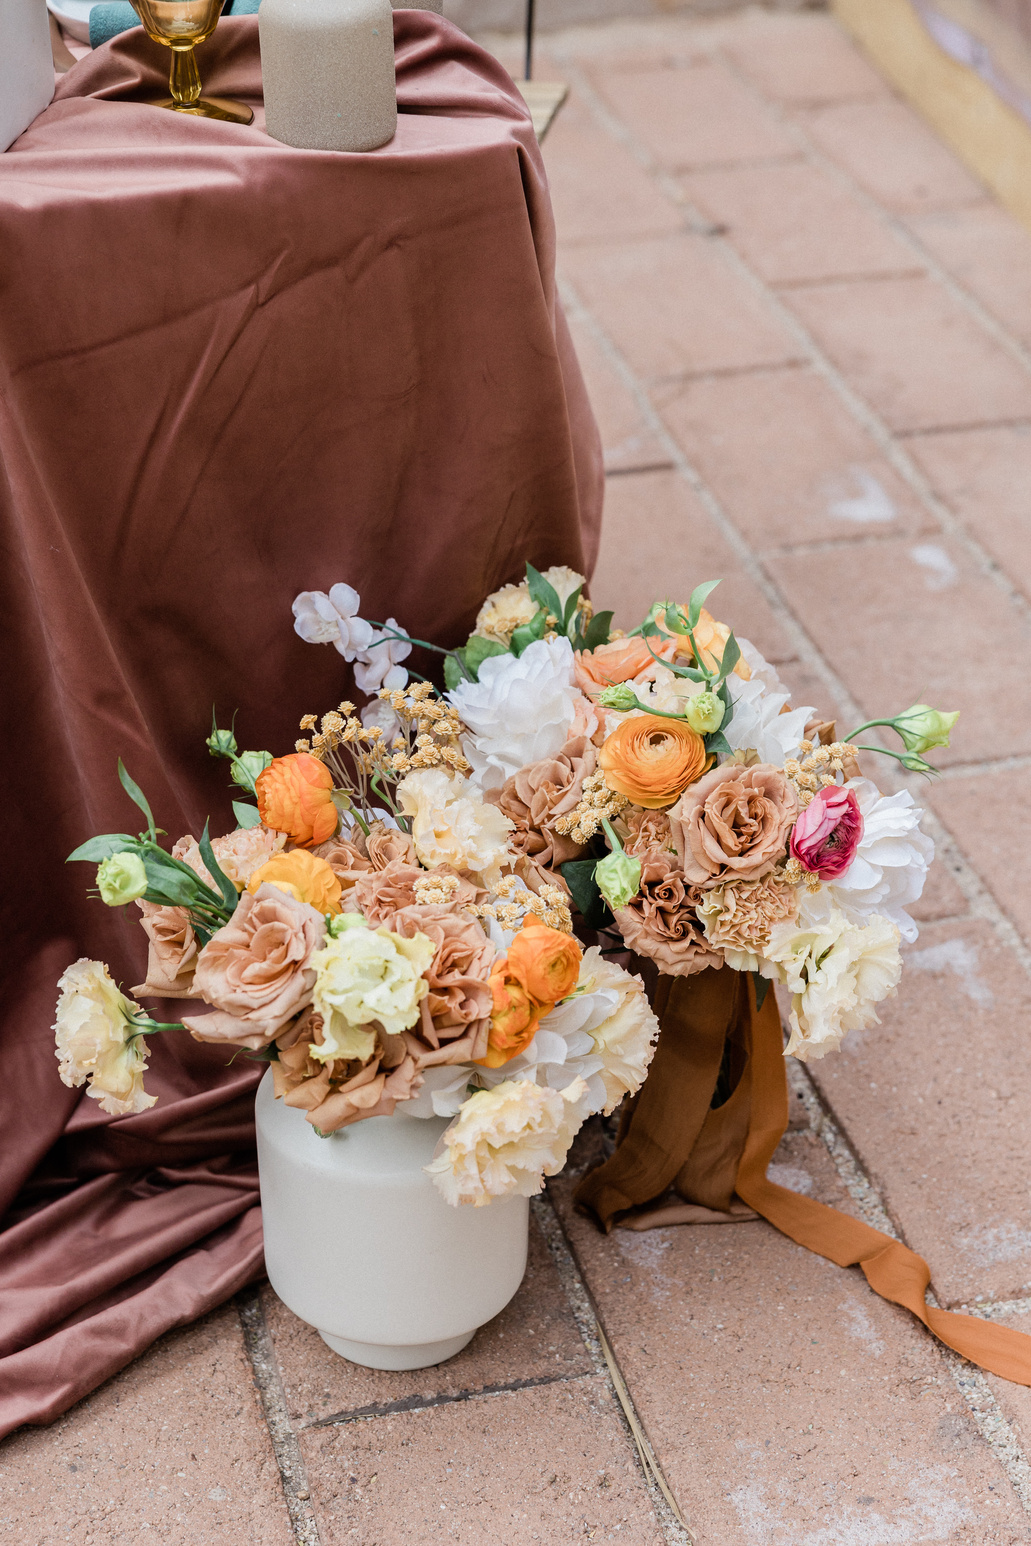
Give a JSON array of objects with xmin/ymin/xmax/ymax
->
[{"xmin": 6, "ymin": 6, "xmax": 1031, "ymax": 1542}]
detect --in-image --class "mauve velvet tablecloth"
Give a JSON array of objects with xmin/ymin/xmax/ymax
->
[{"xmin": 0, "ymin": 13, "xmax": 601, "ymax": 1439}]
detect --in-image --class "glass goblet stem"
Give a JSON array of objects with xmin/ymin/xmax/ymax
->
[{"xmin": 169, "ymin": 44, "xmax": 202, "ymax": 109}]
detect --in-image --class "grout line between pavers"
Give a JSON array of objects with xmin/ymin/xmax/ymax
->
[
  {"xmin": 531, "ymin": 1193, "xmax": 694, "ymax": 1545},
  {"xmin": 787, "ymin": 1059, "xmax": 1031, "ymax": 1514},
  {"xmin": 236, "ymin": 1286, "xmax": 322, "ymax": 1546}
]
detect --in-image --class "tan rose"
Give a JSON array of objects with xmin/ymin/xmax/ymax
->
[
  {"xmin": 670, "ymin": 763, "xmax": 797, "ymax": 887},
  {"xmin": 311, "ymin": 834, "xmax": 372, "ymax": 891},
  {"xmin": 621, "ymin": 807, "xmax": 675, "ymax": 858},
  {"xmin": 341, "ymin": 860, "xmax": 482, "ymax": 926},
  {"xmin": 273, "ymin": 1015, "xmax": 422, "ymax": 1133},
  {"xmin": 495, "ymin": 735, "xmax": 597, "ymax": 870},
  {"xmin": 613, "ymin": 853, "xmax": 723, "ymax": 977},
  {"xmin": 385, "ymin": 904, "xmax": 497, "ymax": 1067},
  {"xmin": 185, "ymin": 883, "xmax": 324, "ymax": 1048},
  {"xmin": 133, "ymin": 902, "xmax": 200, "ymax": 998},
  {"xmin": 366, "ymin": 821, "xmax": 419, "ymax": 869}
]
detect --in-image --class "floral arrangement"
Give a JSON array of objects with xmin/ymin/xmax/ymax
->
[{"xmin": 54, "ymin": 566, "xmax": 956, "ymax": 1206}]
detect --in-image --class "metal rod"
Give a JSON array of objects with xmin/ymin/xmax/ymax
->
[{"xmin": 524, "ymin": 0, "xmax": 535, "ymax": 80}]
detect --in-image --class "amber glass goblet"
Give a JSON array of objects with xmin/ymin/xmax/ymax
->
[{"xmin": 131, "ymin": 0, "xmax": 253, "ymax": 123}]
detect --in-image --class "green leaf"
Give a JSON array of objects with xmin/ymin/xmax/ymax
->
[
  {"xmin": 140, "ymin": 848, "xmax": 226, "ymax": 913},
  {"xmin": 199, "ymin": 820, "xmax": 239, "ymax": 912},
  {"xmin": 716, "ymin": 630, "xmax": 740, "ymax": 682},
  {"xmin": 232, "ymin": 801, "xmax": 263, "ymax": 830},
  {"xmin": 717, "ymin": 677, "xmax": 735, "ymax": 733},
  {"xmin": 752, "ymin": 972, "xmax": 770, "ymax": 1012},
  {"xmin": 525, "ymin": 564, "xmax": 564, "ymax": 623},
  {"xmin": 580, "ymin": 609, "xmax": 613, "ymax": 652},
  {"xmin": 443, "ymin": 652, "xmax": 464, "ymax": 690},
  {"xmin": 510, "ymin": 607, "xmax": 548, "ymax": 656},
  {"xmin": 117, "ymin": 760, "xmax": 157, "ymax": 838},
  {"xmin": 562, "ymin": 586, "xmax": 583, "ymax": 634},
  {"xmin": 67, "ymin": 833, "xmax": 138, "ymax": 864},
  {"xmin": 559, "ymin": 858, "xmax": 615, "ymax": 931},
  {"xmin": 663, "ymin": 603, "xmax": 690, "ymax": 636},
  {"xmin": 704, "ymin": 731, "xmax": 734, "ymax": 759},
  {"xmin": 687, "ymin": 580, "xmax": 722, "ymax": 631},
  {"xmin": 463, "ymin": 635, "xmax": 508, "ymax": 679}
]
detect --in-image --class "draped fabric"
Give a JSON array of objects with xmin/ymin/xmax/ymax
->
[
  {"xmin": 0, "ymin": 13, "xmax": 601, "ymax": 1440},
  {"xmin": 575, "ymin": 969, "xmax": 1031, "ymax": 1386}
]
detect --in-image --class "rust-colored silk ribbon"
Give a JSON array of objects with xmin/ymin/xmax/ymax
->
[{"xmin": 575, "ymin": 968, "xmax": 1031, "ymax": 1385}]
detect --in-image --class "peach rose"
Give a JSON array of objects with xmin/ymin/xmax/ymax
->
[
  {"xmin": 247, "ymin": 849, "xmax": 342, "ymax": 915},
  {"xmin": 598, "ymin": 715, "xmax": 708, "ymax": 809},
  {"xmin": 133, "ymin": 902, "xmax": 200, "ymax": 998},
  {"xmin": 185, "ymin": 883, "xmax": 324, "ymax": 1047},
  {"xmin": 311, "ymin": 834, "xmax": 371, "ymax": 890},
  {"xmin": 506, "ymin": 923, "xmax": 582, "ymax": 1005},
  {"xmin": 613, "ymin": 853, "xmax": 722, "ymax": 977},
  {"xmin": 256, "ymin": 753, "xmax": 337, "ymax": 847},
  {"xmin": 274, "ymin": 1016, "xmax": 422, "ymax": 1133},
  {"xmin": 670, "ymin": 762, "xmax": 797, "ymax": 887},
  {"xmin": 495, "ymin": 735, "xmax": 597, "ymax": 871},
  {"xmin": 386, "ymin": 904, "xmax": 497, "ymax": 1066},
  {"xmin": 340, "ymin": 860, "xmax": 483, "ymax": 926},
  {"xmin": 574, "ymin": 636, "xmax": 679, "ymax": 701},
  {"xmin": 689, "ymin": 608, "xmax": 751, "ymax": 681},
  {"xmin": 366, "ymin": 822, "xmax": 419, "ymax": 869}
]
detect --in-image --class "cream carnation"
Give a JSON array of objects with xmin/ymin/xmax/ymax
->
[
  {"xmin": 824, "ymin": 779, "xmax": 934, "ymax": 943},
  {"xmin": 696, "ymin": 874, "xmax": 800, "ymax": 973},
  {"xmin": 425, "ymin": 1077, "xmax": 592, "ymax": 1206},
  {"xmin": 311, "ymin": 919, "xmax": 436, "ymax": 1062},
  {"xmin": 761, "ymin": 904, "xmax": 902, "ymax": 1061},
  {"xmin": 448, "ymin": 637, "xmax": 592, "ymax": 794},
  {"xmin": 575, "ymin": 948, "xmax": 659, "ymax": 1114},
  {"xmin": 53, "ymin": 959, "xmax": 157, "ymax": 1116},
  {"xmin": 397, "ymin": 768, "xmax": 513, "ymax": 885},
  {"xmin": 474, "ymin": 568, "xmax": 586, "ymax": 647}
]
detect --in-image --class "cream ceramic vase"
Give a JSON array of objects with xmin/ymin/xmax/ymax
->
[
  {"xmin": 259, "ymin": 0, "xmax": 397, "ymax": 152},
  {"xmin": 255, "ymin": 1070, "xmax": 529, "ymax": 1369}
]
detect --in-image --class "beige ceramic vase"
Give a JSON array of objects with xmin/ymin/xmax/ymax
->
[{"xmin": 259, "ymin": 0, "xmax": 397, "ymax": 152}]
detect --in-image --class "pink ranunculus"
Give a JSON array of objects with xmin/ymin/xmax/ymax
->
[{"xmin": 789, "ymin": 785, "xmax": 864, "ymax": 880}]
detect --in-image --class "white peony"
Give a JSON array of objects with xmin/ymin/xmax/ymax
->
[
  {"xmin": 396, "ymin": 768, "xmax": 513, "ymax": 885},
  {"xmin": 761, "ymin": 904, "xmax": 902, "ymax": 1061},
  {"xmin": 53, "ymin": 959, "xmax": 157, "ymax": 1116},
  {"xmin": 310, "ymin": 919, "xmax": 435, "ymax": 1061},
  {"xmin": 425, "ymin": 1077, "xmax": 592, "ymax": 1206},
  {"xmin": 353, "ymin": 618, "xmax": 411, "ymax": 694},
  {"xmin": 824, "ymin": 779, "xmax": 934, "ymax": 944},
  {"xmin": 292, "ymin": 583, "xmax": 375, "ymax": 661},
  {"xmin": 723, "ymin": 671, "xmax": 814, "ymax": 767},
  {"xmin": 448, "ymin": 636, "xmax": 589, "ymax": 793}
]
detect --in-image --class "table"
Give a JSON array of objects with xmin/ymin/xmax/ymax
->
[{"xmin": 0, "ymin": 12, "xmax": 601, "ymax": 1437}]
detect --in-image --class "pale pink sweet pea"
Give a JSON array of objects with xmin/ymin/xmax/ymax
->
[
  {"xmin": 292, "ymin": 584, "xmax": 375, "ymax": 660},
  {"xmin": 789, "ymin": 785, "xmax": 864, "ymax": 880}
]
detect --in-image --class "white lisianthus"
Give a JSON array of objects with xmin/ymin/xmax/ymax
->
[
  {"xmin": 291, "ymin": 583, "xmax": 375, "ymax": 661},
  {"xmin": 310, "ymin": 919, "xmax": 435, "ymax": 1061},
  {"xmin": 761, "ymin": 905, "xmax": 902, "ymax": 1061},
  {"xmin": 396, "ymin": 768, "xmax": 513, "ymax": 885},
  {"xmin": 448, "ymin": 637, "xmax": 588, "ymax": 793},
  {"xmin": 631, "ymin": 664, "xmax": 705, "ymax": 717},
  {"xmin": 824, "ymin": 779, "xmax": 934, "ymax": 944},
  {"xmin": 53, "ymin": 959, "xmax": 157, "ymax": 1116},
  {"xmin": 425, "ymin": 1077, "xmax": 592, "ymax": 1206},
  {"xmin": 353, "ymin": 618, "xmax": 411, "ymax": 694},
  {"xmin": 723, "ymin": 673, "xmax": 814, "ymax": 768}
]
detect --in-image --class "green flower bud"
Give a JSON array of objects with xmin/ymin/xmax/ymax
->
[
  {"xmin": 230, "ymin": 749, "xmax": 273, "ymax": 794},
  {"xmin": 324, "ymin": 912, "xmax": 368, "ymax": 939},
  {"xmin": 598, "ymin": 683, "xmax": 638, "ymax": 711},
  {"xmin": 595, "ymin": 850, "xmax": 642, "ymax": 912},
  {"xmin": 894, "ymin": 705, "xmax": 959, "ymax": 755},
  {"xmin": 206, "ymin": 724, "xmax": 238, "ymax": 760},
  {"xmin": 96, "ymin": 852, "xmax": 148, "ymax": 907},
  {"xmin": 684, "ymin": 691, "xmax": 725, "ymax": 736}
]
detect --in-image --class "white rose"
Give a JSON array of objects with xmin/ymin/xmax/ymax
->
[
  {"xmin": 762, "ymin": 905, "xmax": 902, "ymax": 1061},
  {"xmin": 310, "ymin": 919, "xmax": 436, "ymax": 1060},
  {"xmin": 53, "ymin": 959, "xmax": 157, "ymax": 1116},
  {"xmin": 825, "ymin": 779, "xmax": 934, "ymax": 944},
  {"xmin": 291, "ymin": 583, "xmax": 375, "ymax": 660},
  {"xmin": 396, "ymin": 768, "xmax": 513, "ymax": 885},
  {"xmin": 425, "ymin": 1077, "xmax": 592, "ymax": 1206},
  {"xmin": 448, "ymin": 636, "xmax": 589, "ymax": 794}
]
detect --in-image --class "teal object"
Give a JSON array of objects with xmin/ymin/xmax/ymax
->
[{"xmin": 88, "ymin": 0, "xmax": 260, "ymax": 50}]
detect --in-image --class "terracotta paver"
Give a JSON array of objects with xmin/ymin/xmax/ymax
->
[
  {"xmin": 0, "ymin": 1306, "xmax": 292, "ymax": 1546},
  {"xmin": 13, "ymin": 7, "xmax": 1031, "ymax": 1542}
]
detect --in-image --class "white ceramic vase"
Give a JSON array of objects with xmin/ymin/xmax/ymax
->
[
  {"xmin": 255, "ymin": 1069, "xmax": 529, "ymax": 1369},
  {"xmin": 1, "ymin": 0, "xmax": 55, "ymax": 153}
]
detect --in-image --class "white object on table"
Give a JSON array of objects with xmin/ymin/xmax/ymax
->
[
  {"xmin": 259, "ymin": 0, "xmax": 397, "ymax": 152},
  {"xmin": 1, "ymin": 0, "xmax": 56, "ymax": 150},
  {"xmin": 44, "ymin": 0, "xmax": 96, "ymax": 43},
  {"xmin": 255, "ymin": 1069, "xmax": 529, "ymax": 1369}
]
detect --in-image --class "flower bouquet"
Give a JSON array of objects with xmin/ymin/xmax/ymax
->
[{"xmin": 56, "ymin": 565, "xmax": 956, "ymax": 1213}]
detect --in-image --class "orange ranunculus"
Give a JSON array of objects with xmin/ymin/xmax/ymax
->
[
  {"xmin": 256, "ymin": 753, "xmax": 338, "ymax": 847},
  {"xmin": 689, "ymin": 609, "xmax": 751, "ymax": 680},
  {"xmin": 506, "ymin": 923, "xmax": 582, "ymax": 1005},
  {"xmin": 598, "ymin": 714, "xmax": 708, "ymax": 809},
  {"xmin": 574, "ymin": 636, "xmax": 679, "ymax": 700},
  {"xmin": 478, "ymin": 963, "xmax": 541, "ymax": 1069},
  {"xmin": 247, "ymin": 848, "xmax": 343, "ymax": 915}
]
